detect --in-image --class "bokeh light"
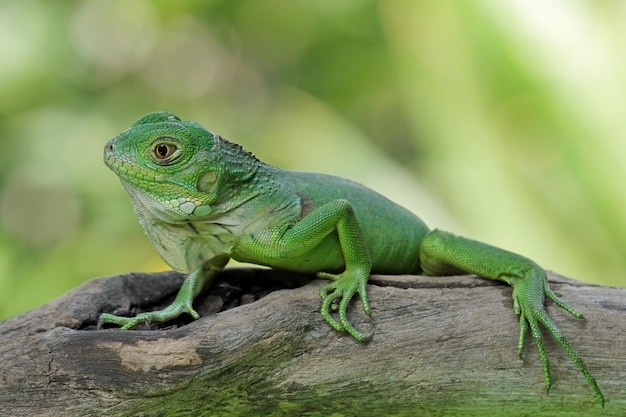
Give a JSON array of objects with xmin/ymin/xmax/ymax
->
[{"xmin": 0, "ymin": 0, "xmax": 624, "ymax": 321}]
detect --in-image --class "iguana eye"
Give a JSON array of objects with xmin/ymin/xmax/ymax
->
[{"xmin": 153, "ymin": 142, "xmax": 178, "ymax": 161}]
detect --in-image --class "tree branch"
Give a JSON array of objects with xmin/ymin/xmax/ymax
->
[{"xmin": 0, "ymin": 269, "xmax": 623, "ymax": 416}]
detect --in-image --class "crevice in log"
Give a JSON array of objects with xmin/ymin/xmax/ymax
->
[{"xmin": 82, "ymin": 269, "xmax": 315, "ymax": 331}]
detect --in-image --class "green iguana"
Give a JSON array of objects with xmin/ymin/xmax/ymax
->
[{"xmin": 100, "ymin": 111, "xmax": 603, "ymax": 405}]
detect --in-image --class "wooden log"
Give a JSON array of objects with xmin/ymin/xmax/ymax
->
[{"xmin": 0, "ymin": 269, "xmax": 623, "ymax": 416}]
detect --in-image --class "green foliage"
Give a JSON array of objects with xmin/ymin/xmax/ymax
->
[{"xmin": 0, "ymin": 0, "xmax": 624, "ymax": 320}]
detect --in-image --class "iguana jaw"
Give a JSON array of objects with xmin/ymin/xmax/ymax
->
[
  {"xmin": 104, "ymin": 136, "xmax": 153, "ymax": 182},
  {"xmin": 105, "ymin": 136, "xmax": 213, "ymax": 223}
]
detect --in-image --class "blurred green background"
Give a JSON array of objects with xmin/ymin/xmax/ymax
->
[{"xmin": 0, "ymin": 0, "xmax": 624, "ymax": 321}]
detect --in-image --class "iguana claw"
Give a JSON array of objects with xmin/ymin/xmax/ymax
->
[{"xmin": 318, "ymin": 270, "xmax": 371, "ymax": 342}]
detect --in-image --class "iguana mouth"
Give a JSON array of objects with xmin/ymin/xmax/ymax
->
[{"xmin": 104, "ymin": 135, "xmax": 159, "ymax": 185}]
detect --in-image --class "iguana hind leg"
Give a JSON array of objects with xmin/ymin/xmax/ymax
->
[{"xmin": 419, "ymin": 229, "xmax": 604, "ymax": 405}]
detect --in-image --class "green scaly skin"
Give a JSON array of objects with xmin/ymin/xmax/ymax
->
[{"xmin": 100, "ymin": 112, "xmax": 604, "ymax": 405}]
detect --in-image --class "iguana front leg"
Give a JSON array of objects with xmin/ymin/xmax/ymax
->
[
  {"xmin": 99, "ymin": 256, "xmax": 228, "ymax": 329},
  {"xmin": 419, "ymin": 229, "xmax": 604, "ymax": 406},
  {"xmin": 254, "ymin": 199, "xmax": 372, "ymax": 341}
]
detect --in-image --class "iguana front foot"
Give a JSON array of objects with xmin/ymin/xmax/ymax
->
[
  {"xmin": 99, "ymin": 299, "xmax": 199, "ymax": 330},
  {"xmin": 318, "ymin": 269, "xmax": 371, "ymax": 342},
  {"xmin": 511, "ymin": 268, "xmax": 604, "ymax": 406},
  {"xmin": 99, "ymin": 266, "xmax": 213, "ymax": 330}
]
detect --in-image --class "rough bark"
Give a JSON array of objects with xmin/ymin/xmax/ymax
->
[{"xmin": 0, "ymin": 268, "xmax": 623, "ymax": 417}]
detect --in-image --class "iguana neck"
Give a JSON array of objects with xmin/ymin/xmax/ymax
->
[
  {"xmin": 197, "ymin": 134, "xmax": 274, "ymax": 216},
  {"xmin": 213, "ymin": 133, "xmax": 262, "ymax": 179}
]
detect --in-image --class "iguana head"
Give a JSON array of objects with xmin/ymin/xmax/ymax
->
[{"xmin": 105, "ymin": 111, "xmax": 258, "ymax": 223}]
